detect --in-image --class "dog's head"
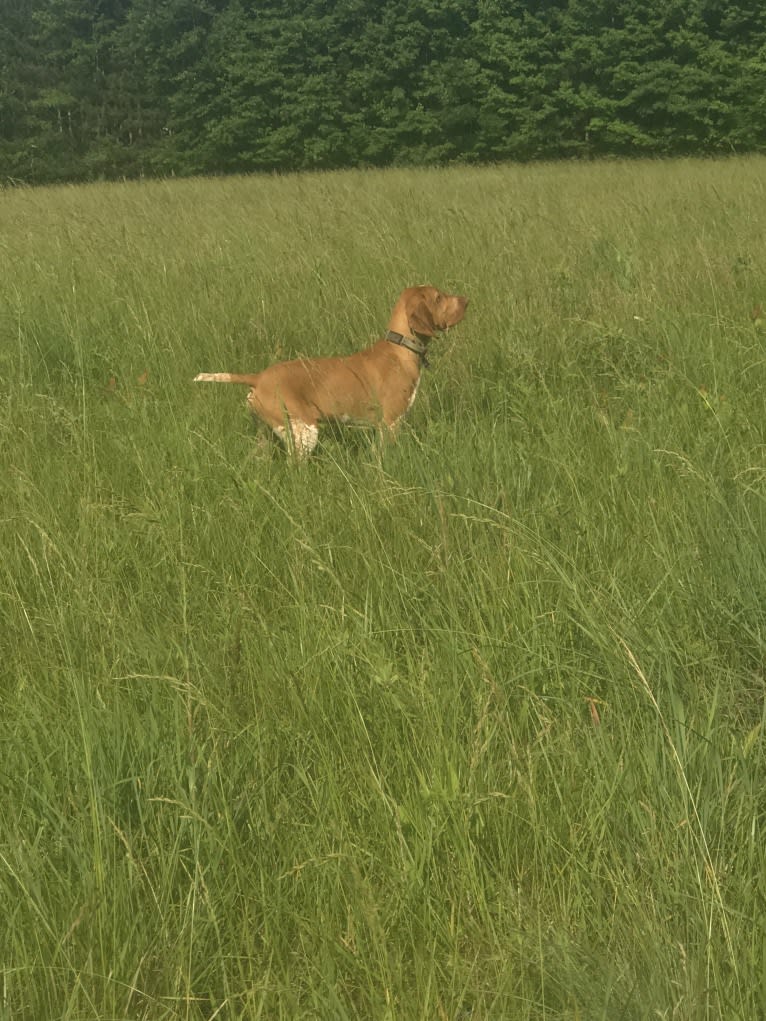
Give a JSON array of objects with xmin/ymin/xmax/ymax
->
[{"xmin": 398, "ymin": 286, "xmax": 468, "ymax": 340}]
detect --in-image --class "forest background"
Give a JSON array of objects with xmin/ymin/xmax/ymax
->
[{"xmin": 1, "ymin": 0, "xmax": 766, "ymax": 186}]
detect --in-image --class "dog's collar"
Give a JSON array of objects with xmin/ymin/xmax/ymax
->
[{"xmin": 386, "ymin": 330, "xmax": 429, "ymax": 367}]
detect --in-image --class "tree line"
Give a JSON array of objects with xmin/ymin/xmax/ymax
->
[{"xmin": 1, "ymin": 0, "xmax": 764, "ymax": 185}]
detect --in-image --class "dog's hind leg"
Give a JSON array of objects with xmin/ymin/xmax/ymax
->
[{"xmin": 273, "ymin": 421, "xmax": 319, "ymax": 459}]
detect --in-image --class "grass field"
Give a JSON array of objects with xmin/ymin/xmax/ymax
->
[{"xmin": 1, "ymin": 156, "xmax": 765, "ymax": 1020}]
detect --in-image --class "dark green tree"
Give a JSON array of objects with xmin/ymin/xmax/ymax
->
[{"xmin": 1, "ymin": 0, "xmax": 765, "ymax": 184}]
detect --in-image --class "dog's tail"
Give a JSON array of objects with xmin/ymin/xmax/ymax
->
[{"xmin": 194, "ymin": 373, "xmax": 259, "ymax": 386}]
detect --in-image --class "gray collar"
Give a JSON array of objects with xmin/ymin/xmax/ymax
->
[{"xmin": 385, "ymin": 331, "xmax": 429, "ymax": 367}]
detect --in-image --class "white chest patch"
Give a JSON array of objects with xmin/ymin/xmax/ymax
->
[
  {"xmin": 406, "ymin": 377, "xmax": 421, "ymax": 413},
  {"xmin": 391, "ymin": 378, "xmax": 421, "ymax": 431}
]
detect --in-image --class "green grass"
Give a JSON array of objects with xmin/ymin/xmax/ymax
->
[{"xmin": 1, "ymin": 157, "xmax": 765, "ymax": 1020}]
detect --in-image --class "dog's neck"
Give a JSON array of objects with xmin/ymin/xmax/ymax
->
[{"xmin": 385, "ymin": 331, "xmax": 429, "ymax": 367}]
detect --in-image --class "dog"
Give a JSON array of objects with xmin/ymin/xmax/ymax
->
[{"xmin": 194, "ymin": 285, "xmax": 468, "ymax": 456}]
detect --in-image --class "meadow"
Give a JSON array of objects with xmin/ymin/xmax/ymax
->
[{"xmin": 1, "ymin": 156, "xmax": 765, "ymax": 1020}]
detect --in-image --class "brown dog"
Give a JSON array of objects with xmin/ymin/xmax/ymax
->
[{"xmin": 195, "ymin": 285, "xmax": 468, "ymax": 456}]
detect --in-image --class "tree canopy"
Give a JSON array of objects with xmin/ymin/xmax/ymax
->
[{"xmin": 1, "ymin": 0, "xmax": 764, "ymax": 184}]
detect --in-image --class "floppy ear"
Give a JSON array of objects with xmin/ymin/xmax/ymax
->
[{"xmin": 407, "ymin": 299, "xmax": 437, "ymax": 337}]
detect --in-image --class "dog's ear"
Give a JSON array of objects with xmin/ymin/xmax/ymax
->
[{"xmin": 407, "ymin": 299, "xmax": 437, "ymax": 337}]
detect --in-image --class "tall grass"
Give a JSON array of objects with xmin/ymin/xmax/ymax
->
[{"xmin": 1, "ymin": 157, "xmax": 765, "ymax": 1019}]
